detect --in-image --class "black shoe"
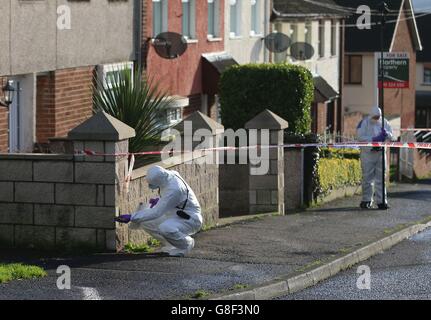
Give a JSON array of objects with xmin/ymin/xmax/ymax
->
[
  {"xmin": 378, "ymin": 203, "xmax": 390, "ymax": 210},
  {"xmin": 360, "ymin": 201, "xmax": 372, "ymax": 209}
]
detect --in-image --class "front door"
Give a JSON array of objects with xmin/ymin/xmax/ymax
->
[{"xmin": 8, "ymin": 79, "xmax": 21, "ymax": 153}]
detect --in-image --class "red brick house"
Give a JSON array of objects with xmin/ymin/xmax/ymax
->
[
  {"xmin": 337, "ymin": 0, "xmax": 422, "ymax": 138},
  {"xmin": 141, "ymin": 0, "xmax": 236, "ymax": 122}
]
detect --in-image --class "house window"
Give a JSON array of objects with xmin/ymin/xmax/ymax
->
[
  {"xmin": 305, "ymin": 21, "xmax": 312, "ymax": 45},
  {"xmin": 99, "ymin": 62, "xmax": 134, "ymax": 90},
  {"xmin": 167, "ymin": 108, "xmax": 183, "ymax": 125},
  {"xmin": 153, "ymin": 0, "xmax": 168, "ymax": 37},
  {"xmin": 182, "ymin": 0, "xmax": 196, "ymax": 39},
  {"xmin": 318, "ymin": 20, "xmax": 325, "ymax": 58},
  {"xmin": 250, "ymin": 0, "xmax": 260, "ymax": 36},
  {"xmin": 288, "ymin": 23, "xmax": 298, "ymax": 61},
  {"xmin": 344, "ymin": 55, "xmax": 363, "ymax": 84},
  {"xmin": 331, "ymin": 20, "xmax": 337, "ymax": 56},
  {"xmin": 424, "ymin": 68, "xmax": 431, "ymax": 84},
  {"xmin": 208, "ymin": 0, "xmax": 220, "ymax": 38},
  {"xmin": 229, "ymin": 0, "xmax": 241, "ymax": 37}
]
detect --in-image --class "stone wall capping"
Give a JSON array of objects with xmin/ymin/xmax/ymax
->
[{"xmin": 68, "ymin": 111, "xmax": 136, "ymax": 142}]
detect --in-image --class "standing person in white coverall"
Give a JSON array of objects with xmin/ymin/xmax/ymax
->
[
  {"xmin": 356, "ymin": 106, "xmax": 393, "ymax": 210},
  {"xmin": 116, "ymin": 166, "xmax": 203, "ymax": 257}
]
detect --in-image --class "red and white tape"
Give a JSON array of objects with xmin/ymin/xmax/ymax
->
[
  {"xmin": 399, "ymin": 128, "xmax": 431, "ymax": 132},
  {"xmin": 76, "ymin": 141, "xmax": 431, "ymax": 158}
]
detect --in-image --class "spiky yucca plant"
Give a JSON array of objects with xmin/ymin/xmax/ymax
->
[{"xmin": 93, "ymin": 67, "xmax": 174, "ymax": 153}]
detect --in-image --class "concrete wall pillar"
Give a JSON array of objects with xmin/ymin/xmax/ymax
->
[
  {"xmin": 245, "ymin": 110, "xmax": 289, "ymax": 215},
  {"xmin": 68, "ymin": 111, "xmax": 135, "ymax": 251}
]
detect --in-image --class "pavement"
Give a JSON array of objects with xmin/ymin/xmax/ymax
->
[
  {"xmin": 277, "ymin": 227, "xmax": 431, "ymax": 300},
  {"xmin": 0, "ymin": 181, "xmax": 431, "ymax": 300}
]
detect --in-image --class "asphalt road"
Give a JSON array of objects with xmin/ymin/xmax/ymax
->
[
  {"xmin": 1, "ymin": 182, "xmax": 430, "ymax": 300},
  {"xmin": 278, "ymin": 227, "xmax": 431, "ymax": 300}
]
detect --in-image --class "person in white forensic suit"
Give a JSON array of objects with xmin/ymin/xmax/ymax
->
[
  {"xmin": 356, "ymin": 106, "xmax": 394, "ymax": 210},
  {"xmin": 117, "ymin": 166, "xmax": 203, "ymax": 257}
]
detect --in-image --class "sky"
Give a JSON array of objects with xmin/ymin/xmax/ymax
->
[{"xmin": 413, "ymin": 0, "xmax": 431, "ymax": 11}]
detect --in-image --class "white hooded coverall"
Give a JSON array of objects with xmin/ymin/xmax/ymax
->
[
  {"xmin": 356, "ymin": 107, "xmax": 393, "ymax": 205},
  {"xmin": 130, "ymin": 166, "xmax": 203, "ymax": 255}
]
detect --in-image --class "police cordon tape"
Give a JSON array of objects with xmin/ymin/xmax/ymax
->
[
  {"xmin": 77, "ymin": 141, "xmax": 431, "ymax": 194},
  {"xmin": 399, "ymin": 128, "xmax": 431, "ymax": 132},
  {"xmin": 77, "ymin": 141, "xmax": 431, "ymax": 158}
]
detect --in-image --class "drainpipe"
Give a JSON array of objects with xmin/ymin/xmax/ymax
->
[
  {"xmin": 264, "ymin": 0, "xmax": 270, "ymax": 63},
  {"xmin": 134, "ymin": 0, "xmax": 143, "ymax": 70}
]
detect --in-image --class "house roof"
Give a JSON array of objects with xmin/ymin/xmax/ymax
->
[
  {"xmin": 416, "ymin": 13, "xmax": 431, "ymax": 62},
  {"xmin": 333, "ymin": 0, "xmax": 422, "ymax": 52},
  {"xmin": 202, "ymin": 53, "xmax": 238, "ymax": 74},
  {"xmin": 272, "ymin": 0, "xmax": 349, "ymax": 20},
  {"xmin": 314, "ymin": 76, "xmax": 339, "ymax": 102}
]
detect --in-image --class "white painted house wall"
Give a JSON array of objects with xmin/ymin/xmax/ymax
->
[
  {"xmin": 343, "ymin": 53, "xmax": 378, "ymax": 114},
  {"xmin": 272, "ymin": 19, "xmax": 341, "ymax": 93},
  {"xmin": 225, "ymin": 0, "xmax": 270, "ymax": 64}
]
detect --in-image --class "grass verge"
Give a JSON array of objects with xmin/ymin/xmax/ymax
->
[
  {"xmin": 124, "ymin": 238, "xmax": 162, "ymax": 254},
  {"xmin": 0, "ymin": 263, "xmax": 47, "ymax": 284}
]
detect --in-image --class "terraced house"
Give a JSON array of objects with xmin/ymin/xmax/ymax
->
[
  {"xmin": 271, "ymin": 0, "xmax": 348, "ymax": 137},
  {"xmin": 141, "ymin": 0, "xmax": 230, "ymax": 122},
  {"xmin": 337, "ymin": 0, "xmax": 422, "ymax": 138},
  {"xmin": 0, "ymin": 0, "xmax": 135, "ymax": 153}
]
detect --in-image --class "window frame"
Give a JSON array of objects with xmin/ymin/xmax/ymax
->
[
  {"xmin": 152, "ymin": 0, "xmax": 168, "ymax": 38},
  {"xmin": 229, "ymin": 0, "xmax": 242, "ymax": 38},
  {"xmin": 424, "ymin": 67, "xmax": 431, "ymax": 84},
  {"xmin": 344, "ymin": 55, "xmax": 363, "ymax": 85},
  {"xmin": 207, "ymin": 0, "xmax": 220, "ymax": 38},
  {"xmin": 318, "ymin": 20, "xmax": 325, "ymax": 58},
  {"xmin": 182, "ymin": 0, "xmax": 196, "ymax": 40},
  {"xmin": 331, "ymin": 20, "xmax": 337, "ymax": 57},
  {"xmin": 250, "ymin": 0, "xmax": 261, "ymax": 36}
]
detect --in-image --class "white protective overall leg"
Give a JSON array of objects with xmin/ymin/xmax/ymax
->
[
  {"xmin": 374, "ymin": 149, "xmax": 388, "ymax": 205},
  {"xmin": 130, "ymin": 215, "xmax": 171, "ymax": 247},
  {"xmin": 360, "ymin": 151, "xmax": 377, "ymax": 203},
  {"xmin": 158, "ymin": 216, "xmax": 202, "ymax": 254}
]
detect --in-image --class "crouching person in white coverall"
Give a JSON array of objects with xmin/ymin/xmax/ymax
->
[
  {"xmin": 356, "ymin": 106, "xmax": 393, "ymax": 210},
  {"xmin": 117, "ymin": 166, "xmax": 203, "ymax": 257}
]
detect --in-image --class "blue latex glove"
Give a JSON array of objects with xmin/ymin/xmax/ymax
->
[
  {"xmin": 149, "ymin": 198, "xmax": 160, "ymax": 208},
  {"xmin": 115, "ymin": 215, "xmax": 132, "ymax": 224},
  {"xmin": 372, "ymin": 128, "xmax": 388, "ymax": 142}
]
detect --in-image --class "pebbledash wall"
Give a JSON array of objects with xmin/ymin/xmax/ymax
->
[
  {"xmin": 118, "ymin": 155, "xmax": 219, "ymax": 246},
  {"xmin": 0, "ymin": 111, "xmax": 220, "ymax": 251}
]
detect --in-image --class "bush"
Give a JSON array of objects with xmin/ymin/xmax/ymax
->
[
  {"xmin": 318, "ymin": 158, "xmax": 362, "ymax": 196},
  {"xmin": 219, "ymin": 63, "xmax": 314, "ymax": 134},
  {"xmin": 320, "ymin": 148, "xmax": 360, "ymax": 160}
]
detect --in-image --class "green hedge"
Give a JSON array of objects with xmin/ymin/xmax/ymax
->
[
  {"xmin": 219, "ymin": 63, "xmax": 314, "ymax": 133},
  {"xmin": 318, "ymin": 158, "xmax": 362, "ymax": 196},
  {"xmin": 320, "ymin": 148, "xmax": 360, "ymax": 160}
]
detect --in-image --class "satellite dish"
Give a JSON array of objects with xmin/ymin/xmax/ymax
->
[
  {"xmin": 264, "ymin": 32, "xmax": 291, "ymax": 53},
  {"xmin": 289, "ymin": 42, "xmax": 315, "ymax": 61},
  {"xmin": 153, "ymin": 32, "xmax": 188, "ymax": 59}
]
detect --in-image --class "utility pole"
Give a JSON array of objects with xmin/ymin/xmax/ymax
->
[{"xmin": 379, "ymin": 1, "xmax": 389, "ymax": 208}]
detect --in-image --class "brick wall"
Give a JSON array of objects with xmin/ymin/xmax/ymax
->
[
  {"xmin": 385, "ymin": 10, "xmax": 416, "ymax": 128},
  {"xmin": 316, "ymin": 102, "xmax": 328, "ymax": 135},
  {"xmin": 343, "ymin": 111, "xmax": 364, "ymax": 138},
  {"xmin": 0, "ymin": 77, "xmax": 8, "ymax": 153},
  {"xmin": 36, "ymin": 74, "xmax": 56, "ymax": 143},
  {"xmin": 36, "ymin": 67, "xmax": 95, "ymax": 144},
  {"xmin": 183, "ymin": 93, "xmax": 202, "ymax": 118}
]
